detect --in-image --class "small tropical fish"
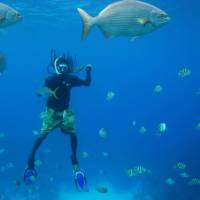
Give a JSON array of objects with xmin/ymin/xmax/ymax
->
[
  {"xmin": 37, "ymin": 87, "xmax": 59, "ymax": 99},
  {"xmin": 180, "ymin": 172, "xmax": 190, "ymax": 178},
  {"xmin": 174, "ymin": 162, "xmax": 186, "ymax": 170},
  {"xmin": 188, "ymin": 178, "xmax": 200, "ymax": 186},
  {"xmin": 106, "ymin": 91, "xmax": 115, "ymax": 101},
  {"xmin": 165, "ymin": 177, "xmax": 175, "ymax": 185},
  {"xmin": 139, "ymin": 126, "xmax": 147, "ymax": 135},
  {"xmin": 126, "ymin": 169, "xmax": 137, "ymax": 177},
  {"xmin": 178, "ymin": 68, "xmax": 191, "ymax": 78},
  {"xmin": 154, "ymin": 85, "xmax": 163, "ymax": 93},
  {"xmin": 96, "ymin": 186, "xmax": 108, "ymax": 193},
  {"xmin": 77, "ymin": 0, "xmax": 170, "ymax": 40},
  {"xmin": 80, "ymin": 151, "xmax": 89, "ymax": 158},
  {"xmin": 34, "ymin": 160, "xmax": 42, "ymax": 167},
  {"xmin": 0, "ymin": 53, "xmax": 6, "ymax": 75},
  {"xmin": 99, "ymin": 128, "xmax": 108, "ymax": 138},
  {"xmin": 0, "ymin": 3, "xmax": 22, "ymax": 28},
  {"xmin": 133, "ymin": 165, "xmax": 147, "ymax": 174},
  {"xmin": 157, "ymin": 123, "xmax": 167, "ymax": 136},
  {"xmin": 126, "ymin": 165, "xmax": 149, "ymax": 177}
]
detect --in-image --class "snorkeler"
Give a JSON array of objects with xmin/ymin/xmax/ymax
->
[{"xmin": 24, "ymin": 50, "xmax": 91, "ymax": 191}]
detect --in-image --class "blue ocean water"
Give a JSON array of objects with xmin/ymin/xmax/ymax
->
[{"xmin": 0, "ymin": 0, "xmax": 200, "ymax": 199}]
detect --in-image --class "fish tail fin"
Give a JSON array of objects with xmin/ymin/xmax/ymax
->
[{"xmin": 77, "ymin": 8, "xmax": 94, "ymax": 40}]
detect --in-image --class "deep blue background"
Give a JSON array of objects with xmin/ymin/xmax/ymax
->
[{"xmin": 0, "ymin": 0, "xmax": 200, "ymax": 199}]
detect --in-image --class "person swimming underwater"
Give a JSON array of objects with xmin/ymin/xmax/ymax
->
[{"xmin": 24, "ymin": 51, "xmax": 91, "ymax": 190}]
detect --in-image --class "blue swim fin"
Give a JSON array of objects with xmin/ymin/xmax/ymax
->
[
  {"xmin": 73, "ymin": 169, "xmax": 87, "ymax": 191},
  {"xmin": 24, "ymin": 168, "xmax": 37, "ymax": 185}
]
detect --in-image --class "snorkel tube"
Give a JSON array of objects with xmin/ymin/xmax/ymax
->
[{"xmin": 47, "ymin": 49, "xmax": 57, "ymax": 74}]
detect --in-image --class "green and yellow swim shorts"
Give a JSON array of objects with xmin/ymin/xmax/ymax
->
[{"xmin": 40, "ymin": 108, "xmax": 76, "ymax": 135}]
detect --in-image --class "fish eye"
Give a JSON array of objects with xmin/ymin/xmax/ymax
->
[
  {"xmin": 15, "ymin": 12, "xmax": 21, "ymax": 17},
  {"xmin": 160, "ymin": 13, "xmax": 167, "ymax": 18}
]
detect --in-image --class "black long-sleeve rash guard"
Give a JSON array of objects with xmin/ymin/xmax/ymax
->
[{"xmin": 45, "ymin": 71, "xmax": 91, "ymax": 112}]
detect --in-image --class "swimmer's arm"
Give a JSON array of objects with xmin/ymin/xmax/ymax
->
[{"xmin": 72, "ymin": 65, "xmax": 92, "ymax": 87}]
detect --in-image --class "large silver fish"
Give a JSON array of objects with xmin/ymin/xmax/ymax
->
[
  {"xmin": 77, "ymin": 0, "xmax": 170, "ymax": 40},
  {"xmin": 0, "ymin": 3, "xmax": 22, "ymax": 28}
]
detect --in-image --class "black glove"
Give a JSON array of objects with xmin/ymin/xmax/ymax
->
[{"xmin": 85, "ymin": 64, "xmax": 92, "ymax": 72}]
